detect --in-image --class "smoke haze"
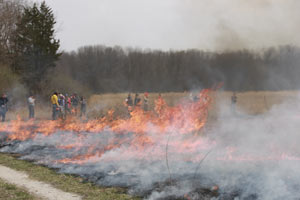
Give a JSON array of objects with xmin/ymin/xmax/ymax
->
[
  {"xmin": 178, "ymin": 0, "xmax": 300, "ymax": 51},
  {"xmin": 37, "ymin": 0, "xmax": 300, "ymax": 51},
  {"xmin": 1, "ymin": 93, "xmax": 300, "ymax": 199}
]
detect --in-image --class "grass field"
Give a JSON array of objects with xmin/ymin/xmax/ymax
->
[
  {"xmin": 0, "ymin": 154, "xmax": 138, "ymax": 200},
  {"xmin": 88, "ymin": 91, "xmax": 300, "ymax": 119},
  {"xmin": 0, "ymin": 178, "xmax": 38, "ymax": 200},
  {"xmin": 5, "ymin": 91, "xmax": 300, "ymax": 121}
]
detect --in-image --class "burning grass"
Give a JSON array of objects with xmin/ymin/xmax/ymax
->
[
  {"xmin": 0, "ymin": 89, "xmax": 213, "ymax": 199},
  {"xmin": 5, "ymin": 90, "xmax": 299, "ymax": 121},
  {"xmin": 88, "ymin": 90, "xmax": 300, "ymax": 120},
  {"xmin": 1, "ymin": 89, "xmax": 300, "ymax": 199}
]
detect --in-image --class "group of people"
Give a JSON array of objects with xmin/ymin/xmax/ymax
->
[
  {"xmin": 51, "ymin": 92, "xmax": 87, "ymax": 120},
  {"xmin": 0, "ymin": 91, "xmax": 239, "ymax": 122},
  {"xmin": 124, "ymin": 92, "xmax": 149, "ymax": 112},
  {"xmin": 26, "ymin": 92, "xmax": 87, "ymax": 120}
]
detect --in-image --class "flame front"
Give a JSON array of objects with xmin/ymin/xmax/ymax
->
[{"xmin": 0, "ymin": 89, "xmax": 213, "ymax": 164}]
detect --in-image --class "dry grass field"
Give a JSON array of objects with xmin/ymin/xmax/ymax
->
[
  {"xmin": 4, "ymin": 91, "xmax": 300, "ymax": 121},
  {"xmin": 88, "ymin": 91, "xmax": 300, "ymax": 119},
  {"xmin": 6, "ymin": 104, "xmax": 51, "ymax": 121}
]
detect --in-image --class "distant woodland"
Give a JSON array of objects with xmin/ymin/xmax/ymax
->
[
  {"xmin": 54, "ymin": 45, "xmax": 300, "ymax": 93},
  {"xmin": 1, "ymin": 0, "xmax": 300, "ymax": 98}
]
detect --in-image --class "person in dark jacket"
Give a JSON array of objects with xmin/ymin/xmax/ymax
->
[
  {"xmin": 134, "ymin": 93, "xmax": 141, "ymax": 107},
  {"xmin": 80, "ymin": 96, "xmax": 87, "ymax": 118},
  {"xmin": 71, "ymin": 93, "xmax": 79, "ymax": 115},
  {"xmin": 65, "ymin": 93, "xmax": 71, "ymax": 115},
  {"xmin": 28, "ymin": 95, "xmax": 35, "ymax": 119},
  {"xmin": 125, "ymin": 93, "xmax": 133, "ymax": 106},
  {"xmin": 0, "ymin": 93, "xmax": 8, "ymax": 122},
  {"xmin": 231, "ymin": 92, "xmax": 237, "ymax": 115},
  {"xmin": 124, "ymin": 93, "xmax": 133, "ymax": 115}
]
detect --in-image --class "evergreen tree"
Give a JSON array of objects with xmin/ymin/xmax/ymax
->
[{"xmin": 14, "ymin": 1, "xmax": 60, "ymax": 92}]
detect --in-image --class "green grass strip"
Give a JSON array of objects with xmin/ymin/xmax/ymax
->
[{"xmin": 0, "ymin": 153, "xmax": 139, "ymax": 200}]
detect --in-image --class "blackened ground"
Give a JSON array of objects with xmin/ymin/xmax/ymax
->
[{"xmin": 0, "ymin": 135, "xmax": 285, "ymax": 200}]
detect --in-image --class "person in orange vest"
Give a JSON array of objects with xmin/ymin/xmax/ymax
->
[{"xmin": 51, "ymin": 92, "xmax": 59, "ymax": 120}]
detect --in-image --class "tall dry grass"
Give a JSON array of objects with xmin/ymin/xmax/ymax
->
[
  {"xmin": 89, "ymin": 91, "xmax": 300, "ymax": 119},
  {"xmin": 3, "ymin": 91, "xmax": 300, "ymax": 121}
]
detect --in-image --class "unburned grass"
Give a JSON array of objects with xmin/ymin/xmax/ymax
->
[
  {"xmin": 0, "ymin": 178, "xmax": 38, "ymax": 200},
  {"xmin": 6, "ymin": 91, "xmax": 300, "ymax": 121},
  {"xmin": 0, "ymin": 153, "xmax": 139, "ymax": 200},
  {"xmin": 88, "ymin": 91, "xmax": 300, "ymax": 120}
]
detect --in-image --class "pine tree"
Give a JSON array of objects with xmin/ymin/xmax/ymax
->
[{"xmin": 14, "ymin": 1, "xmax": 60, "ymax": 92}]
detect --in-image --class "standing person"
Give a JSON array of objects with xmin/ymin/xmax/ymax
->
[
  {"xmin": 71, "ymin": 93, "xmax": 79, "ymax": 115},
  {"xmin": 134, "ymin": 93, "xmax": 141, "ymax": 107},
  {"xmin": 28, "ymin": 95, "xmax": 35, "ymax": 119},
  {"xmin": 58, "ymin": 94, "xmax": 65, "ymax": 119},
  {"xmin": 231, "ymin": 92, "xmax": 238, "ymax": 115},
  {"xmin": 124, "ymin": 93, "xmax": 133, "ymax": 114},
  {"xmin": 125, "ymin": 93, "xmax": 133, "ymax": 106},
  {"xmin": 51, "ymin": 92, "xmax": 59, "ymax": 120},
  {"xmin": 80, "ymin": 96, "xmax": 87, "ymax": 118},
  {"xmin": 65, "ymin": 93, "xmax": 71, "ymax": 116},
  {"xmin": 143, "ymin": 92, "xmax": 149, "ymax": 111},
  {"xmin": 0, "ymin": 93, "xmax": 8, "ymax": 122},
  {"xmin": 155, "ymin": 93, "xmax": 166, "ymax": 117}
]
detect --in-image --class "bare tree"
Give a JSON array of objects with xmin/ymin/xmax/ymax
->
[{"xmin": 0, "ymin": 0, "xmax": 24, "ymax": 64}]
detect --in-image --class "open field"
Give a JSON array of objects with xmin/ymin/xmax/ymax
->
[
  {"xmin": 88, "ymin": 91, "xmax": 300, "ymax": 119},
  {"xmin": 4, "ymin": 91, "xmax": 300, "ymax": 121}
]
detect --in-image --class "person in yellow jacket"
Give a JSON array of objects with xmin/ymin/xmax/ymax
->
[{"xmin": 51, "ymin": 92, "xmax": 59, "ymax": 120}]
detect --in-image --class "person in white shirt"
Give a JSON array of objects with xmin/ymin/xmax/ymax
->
[{"xmin": 28, "ymin": 95, "xmax": 35, "ymax": 119}]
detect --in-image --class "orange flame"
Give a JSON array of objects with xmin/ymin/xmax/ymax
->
[{"xmin": 0, "ymin": 90, "xmax": 213, "ymax": 164}]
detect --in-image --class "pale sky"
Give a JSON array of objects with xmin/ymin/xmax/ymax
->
[{"xmin": 36, "ymin": 0, "xmax": 300, "ymax": 52}]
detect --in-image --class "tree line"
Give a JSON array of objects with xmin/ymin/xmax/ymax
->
[
  {"xmin": 1, "ymin": 0, "xmax": 300, "ymax": 98},
  {"xmin": 0, "ymin": 0, "xmax": 60, "ymax": 97},
  {"xmin": 53, "ymin": 45, "xmax": 300, "ymax": 94}
]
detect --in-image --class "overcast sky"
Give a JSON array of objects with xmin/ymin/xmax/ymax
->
[{"xmin": 37, "ymin": 0, "xmax": 300, "ymax": 52}]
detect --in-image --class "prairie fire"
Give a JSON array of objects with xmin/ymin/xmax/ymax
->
[{"xmin": 1, "ymin": 89, "xmax": 300, "ymax": 199}]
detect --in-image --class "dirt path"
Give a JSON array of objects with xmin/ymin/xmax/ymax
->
[{"xmin": 0, "ymin": 165, "xmax": 82, "ymax": 200}]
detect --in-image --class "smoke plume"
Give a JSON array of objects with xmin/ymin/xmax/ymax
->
[
  {"xmin": 177, "ymin": 0, "xmax": 300, "ymax": 51},
  {"xmin": 1, "ymin": 91, "xmax": 300, "ymax": 199}
]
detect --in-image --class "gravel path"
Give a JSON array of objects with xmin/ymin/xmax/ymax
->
[{"xmin": 0, "ymin": 165, "xmax": 82, "ymax": 200}]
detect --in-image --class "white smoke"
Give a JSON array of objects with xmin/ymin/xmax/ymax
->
[
  {"xmin": 178, "ymin": 0, "xmax": 300, "ymax": 51},
  {"xmin": 37, "ymin": 0, "xmax": 300, "ymax": 51},
  {"xmin": 1, "ymin": 94, "xmax": 300, "ymax": 199}
]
